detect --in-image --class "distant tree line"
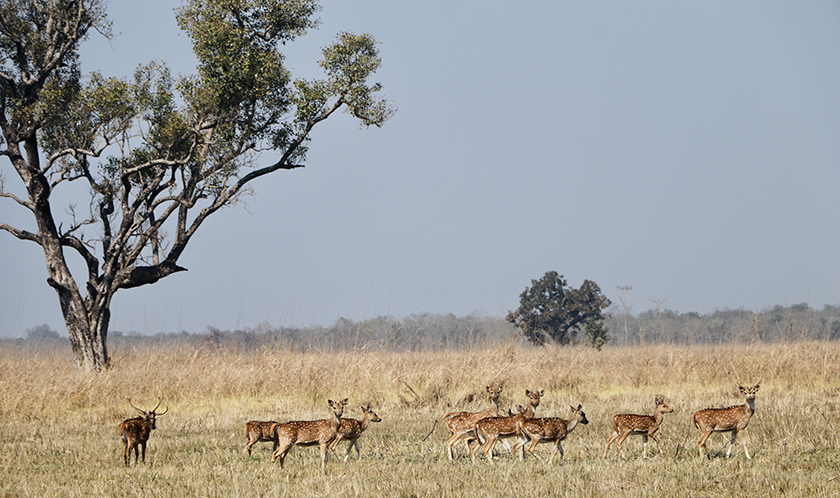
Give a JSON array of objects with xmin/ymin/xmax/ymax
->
[{"xmin": 4, "ymin": 303, "xmax": 839, "ymax": 353}]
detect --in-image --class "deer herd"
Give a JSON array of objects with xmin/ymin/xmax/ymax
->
[{"xmin": 119, "ymin": 379, "xmax": 761, "ymax": 472}]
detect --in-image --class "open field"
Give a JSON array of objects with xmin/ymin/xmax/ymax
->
[{"xmin": 1, "ymin": 341, "xmax": 839, "ymax": 497}]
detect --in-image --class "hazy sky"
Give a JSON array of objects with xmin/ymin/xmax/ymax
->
[{"xmin": 2, "ymin": 1, "xmax": 839, "ymax": 337}]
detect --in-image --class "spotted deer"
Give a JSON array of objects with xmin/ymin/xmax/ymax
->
[
  {"xmin": 244, "ymin": 420, "xmax": 280, "ymax": 456},
  {"xmin": 329, "ymin": 405, "xmax": 382, "ymax": 462},
  {"xmin": 692, "ymin": 380, "xmax": 761, "ymax": 459},
  {"xmin": 119, "ymin": 397, "xmax": 168, "ymax": 467},
  {"xmin": 604, "ymin": 396, "xmax": 673, "ymax": 459},
  {"xmin": 269, "ymin": 398, "xmax": 347, "ymax": 474},
  {"xmin": 440, "ymin": 386, "xmax": 503, "ymax": 460},
  {"xmin": 513, "ymin": 404, "xmax": 589, "ymax": 464},
  {"xmin": 471, "ymin": 389, "xmax": 544, "ymax": 464}
]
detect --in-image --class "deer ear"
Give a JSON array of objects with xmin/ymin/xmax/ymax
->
[
  {"xmin": 486, "ymin": 386, "xmax": 491, "ymax": 393},
  {"xmin": 539, "ymin": 390, "xmax": 545, "ymax": 397},
  {"xmin": 342, "ymin": 398, "xmax": 348, "ymax": 405},
  {"xmin": 526, "ymin": 389, "xmax": 531, "ymax": 396}
]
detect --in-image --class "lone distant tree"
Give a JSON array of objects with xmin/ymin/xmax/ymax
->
[
  {"xmin": 507, "ymin": 271, "xmax": 611, "ymax": 347},
  {"xmin": 0, "ymin": 0, "xmax": 394, "ymax": 371}
]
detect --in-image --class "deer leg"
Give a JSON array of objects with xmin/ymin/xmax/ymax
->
[
  {"xmin": 527, "ymin": 438, "xmax": 544, "ymax": 462},
  {"xmin": 270, "ymin": 443, "xmax": 291, "ymax": 468},
  {"xmin": 320, "ymin": 442, "xmax": 329, "ymax": 474},
  {"xmin": 548, "ymin": 440, "xmax": 564, "ymax": 465},
  {"xmin": 642, "ymin": 435, "xmax": 649, "ymax": 459},
  {"xmin": 650, "ymin": 432, "xmax": 664, "ymax": 455},
  {"xmin": 123, "ymin": 440, "xmax": 130, "ymax": 467},
  {"xmin": 741, "ymin": 429, "xmax": 752, "ymax": 460},
  {"xmin": 341, "ymin": 438, "xmax": 355, "ymax": 462},
  {"xmin": 481, "ymin": 436, "xmax": 497, "ymax": 465},
  {"xmin": 604, "ymin": 430, "xmax": 619, "ymax": 458},
  {"xmin": 446, "ymin": 433, "xmax": 464, "ymax": 461},
  {"xmin": 697, "ymin": 430, "xmax": 713, "ymax": 458},
  {"xmin": 353, "ymin": 439, "xmax": 361, "ymax": 460},
  {"xmin": 616, "ymin": 431, "xmax": 631, "ymax": 460},
  {"xmin": 725, "ymin": 431, "xmax": 738, "ymax": 458},
  {"xmin": 140, "ymin": 441, "xmax": 146, "ymax": 464}
]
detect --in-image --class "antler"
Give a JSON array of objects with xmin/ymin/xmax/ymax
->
[
  {"xmin": 153, "ymin": 397, "xmax": 168, "ymax": 415},
  {"xmin": 127, "ymin": 398, "xmax": 146, "ymax": 415}
]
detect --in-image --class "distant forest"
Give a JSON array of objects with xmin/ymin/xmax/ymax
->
[{"xmin": 8, "ymin": 302, "xmax": 840, "ymax": 352}]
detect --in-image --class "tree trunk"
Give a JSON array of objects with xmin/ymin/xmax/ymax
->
[{"xmin": 47, "ymin": 271, "xmax": 110, "ymax": 372}]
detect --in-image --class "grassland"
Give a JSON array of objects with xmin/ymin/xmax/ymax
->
[{"xmin": 1, "ymin": 341, "xmax": 838, "ymax": 497}]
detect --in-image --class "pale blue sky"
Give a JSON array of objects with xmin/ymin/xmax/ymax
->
[{"xmin": 2, "ymin": 1, "xmax": 839, "ymax": 337}]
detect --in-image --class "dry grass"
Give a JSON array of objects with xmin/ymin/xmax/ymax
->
[{"xmin": 1, "ymin": 341, "xmax": 839, "ymax": 497}]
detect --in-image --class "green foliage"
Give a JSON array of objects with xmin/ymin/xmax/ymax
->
[{"xmin": 507, "ymin": 271, "xmax": 612, "ymax": 347}]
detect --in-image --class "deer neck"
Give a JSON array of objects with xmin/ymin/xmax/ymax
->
[
  {"xmin": 744, "ymin": 398, "xmax": 756, "ymax": 416},
  {"xmin": 359, "ymin": 414, "xmax": 372, "ymax": 432},
  {"xmin": 330, "ymin": 412, "xmax": 342, "ymax": 434},
  {"xmin": 566, "ymin": 416, "xmax": 581, "ymax": 434},
  {"xmin": 491, "ymin": 397, "xmax": 501, "ymax": 415},
  {"xmin": 523, "ymin": 403, "xmax": 537, "ymax": 419},
  {"xmin": 653, "ymin": 409, "xmax": 664, "ymax": 427}
]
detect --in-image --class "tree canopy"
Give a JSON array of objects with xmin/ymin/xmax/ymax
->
[
  {"xmin": 0, "ymin": 0, "xmax": 394, "ymax": 371},
  {"xmin": 507, "ymin": 271, "xmax": 611, "ymax": 348}
]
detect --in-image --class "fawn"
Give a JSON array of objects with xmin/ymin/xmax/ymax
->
[
  {"xmin": 472, "ymin": 389, "xmax": 543, "ymax": 464},
  {"xmin": 329, "ymin": 405, "xmax": 382, "ymax": 461},
  {"xmin": 244, "ymin": 420, "xmax": 280, "ymax": 456},
  {"xmin": 604, "ymin": 396, "xmax": 673, "ymax": 459},
  {"xmin": 269, "ymin": 398, "xmax": 348, "ymax": 474},
  {"xmin": 514, "ymin": 404, "xmax": 589, "ymax": 464},
  {"xmin": 692, "ymin": 380, "xmax": 761, "ymax": 459},
  {"xmin": 440, "ymin": 386, "xmax": 503, "ymax": 460}
]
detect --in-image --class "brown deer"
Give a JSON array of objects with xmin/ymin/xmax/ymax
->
[
  {"xmin": 119, "ymin": 397, "xmax": 168, "ymax": 467},
  {"xmin": 244, "ymin": 420, "xmax": 280, "ymax": 456},
  {"xmin": 603, "ymin": 396, "xmax": 673, "ymax": 459},
  {"xmin": 440, "ymin": 386, "xmax": 503, "ymax": 461},
  {"xmin": 471, "ymin": 389, "xmax": 544, "ymax": 464},
  {"xmin": 329, "ymin": 405, "xmax": 382, "ymax": 462},
  {"xmin": 692, "ymin": 380, "xmax": 761, "ymax": 459},
  {"xmin": 513, "ymin": 404, "xmax": 589, "ymax": 464},
  {"xmin": 269, "ymin": 398, "xmax": 348, "ymax": 474}
]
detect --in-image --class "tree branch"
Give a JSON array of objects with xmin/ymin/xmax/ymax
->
[{"xmin": 0, "ymin": 223, "xmax": 42, "ymax": 244}]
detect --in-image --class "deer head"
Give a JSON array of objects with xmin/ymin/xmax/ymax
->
[{"xmin": 128, "ymin": 397, "xmax": 168, "ymax": 429}]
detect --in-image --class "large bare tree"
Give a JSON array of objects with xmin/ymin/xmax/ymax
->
[{"xmin": 0, "ymin": 0, "xmax": 394, "ymax": 371}]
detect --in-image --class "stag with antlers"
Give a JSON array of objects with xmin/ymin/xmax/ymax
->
[
  {"xmin": 692, "ymin": 380, "xmax": 761, "ymax": 459},
  {"xmin": 604, "ymin": 396, "xmax": 673, "ymax": 459},
  {"xmin": 119, "ymin": 397, "xmax": 168, "ymax": 467}
]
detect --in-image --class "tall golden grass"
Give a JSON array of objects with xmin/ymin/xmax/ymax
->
[{"xmin": 1, "ymin": 341, "xmax": 838, "ymax": 497}]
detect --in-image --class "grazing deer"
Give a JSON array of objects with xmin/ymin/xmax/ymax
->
[
  {"xmin": 513, "ymin": 404, "xmax": 589, "ymax": 464},
  {"xmin": 603, "ymin": 396, "xmax": 673, "ymax": 459},
  {"xmin": 329, "ymin": 405, "xmax": 382, "ymax": 462},
  {"xmin": 244, "ymin": 420, "xmax": 280, "ymax": 456},
  {"xmin": 440, "ymin": 386, "xmax": 503, "ymax": 461},
  {"xmin": 472, "ymin": 389, "xmax": 544, "ymax": 464},
  {"xmin": 119, "ymin": 397, "xmax": 168, "ymax": 467},
  {"xmin": 692, "ymin": 380, "xmax": 761, "ymax": 459},
  {"xmin": 269, "ymin": 398, "xmax": 348, "ymax": 474}
]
